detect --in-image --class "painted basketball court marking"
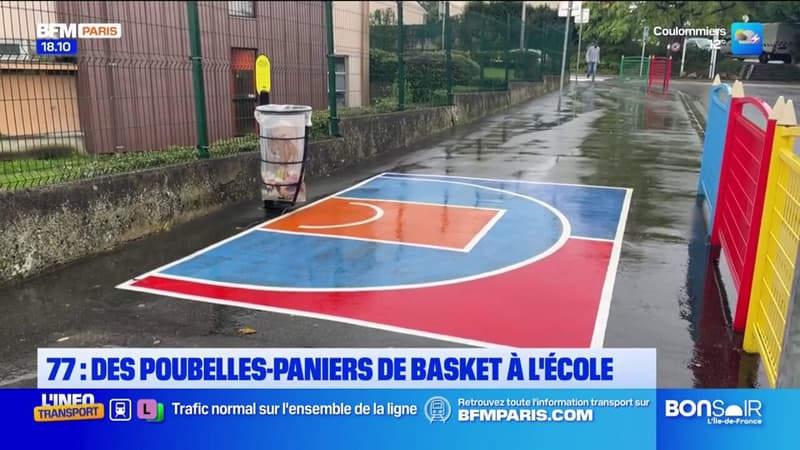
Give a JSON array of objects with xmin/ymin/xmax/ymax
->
[
  {"xmin": 118, "ymin": 172, "xmax": 633, "ymax": 348},
  {"xmin": 296, "ymin": 201, "xmax": 385, "ymax": 229},
  {"xmin": 262, "ymin": 196, "xmax": 507, "ymax": 252}
]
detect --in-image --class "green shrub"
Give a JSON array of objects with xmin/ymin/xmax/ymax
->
[
  {"xmin": 452, "ymin": 51, "xmax": 481, "ymax": 85},
  {"xmin": 372, "ymin": 96, "xmax": 398, "ymax": 112},
  {"xmin": 472, "ymin": 50, "xmax": 504, "ymax": 69},
  {"xmin": 405, "ymin": 51, "xmax": 480, "ymax": 103},
  {"xmin": 716, "ymin": 57, "xmax": 744, "ymax": 76},
  {"xmin": 311, "ymin": 110, "xmax": 330, "ymax": 140},
  {"xmin": 405, "ymin": 53, "xmax": 445, "ymax": 103},
  {"xmin": 369, "ymin": 48, "xmax": 398, "ymax": 83},
  {"xmin": 509, "ymin": 51, "xmax": 541, "ymax": 81},
  {"xmin": 0, "ymin": 144, "xmax": 80, "ymax": 161}
]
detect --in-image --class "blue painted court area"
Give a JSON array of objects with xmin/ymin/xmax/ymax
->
[
  {"xmin": 140, "ymin": 173, "xmax": 628, "ymax": 290},
  {"xmin": 386, "ymin": 174, "xmax": 627, "ymax": 240}
]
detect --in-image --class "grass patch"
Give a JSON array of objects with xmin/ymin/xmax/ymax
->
[
  {"xmin": 482, "ymin": 67, "xmax": 508, "ymax": 80},
  {"xmin": 0, "ymin": 136, "xmax": 257, "ymax": 190}
]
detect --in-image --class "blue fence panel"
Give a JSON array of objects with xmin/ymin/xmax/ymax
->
[{"xmin": 697, "ymin": 83, "xmax": 732, "ymax": 235}]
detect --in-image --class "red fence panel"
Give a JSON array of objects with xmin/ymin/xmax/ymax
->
[
  {"xmin": 647, "ymin": 56, "xmax": 672, "ymax": 93},
  {"xmin": 710, "ymin": 96, "xmax": 777, "ymax": 331}
]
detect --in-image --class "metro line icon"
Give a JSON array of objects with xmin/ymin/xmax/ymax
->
[
  {"xmin": 137, "ymin": 399, "xmax": 165, "ymax": 422},
  {"xmin": 109, "ymin": 399, "xmax": 132, "ymax": 422}
]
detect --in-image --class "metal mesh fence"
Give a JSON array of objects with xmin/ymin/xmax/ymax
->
[
  {"xmin": 454, "ymin": 10, "xmax": 509, "ymax": 93},
  {"xmin": 0, "ymin": 1, "xmax": 325, "ymax": 190},
  {"xmin": 365, "ymin": 5, "xmax": 568, "ymax": 111},
  {"xmin": 1, "ymin": 1, "xmax": 568, "ymax": 191},
  {"xmin": 513, "ymin": 14, "xmax": 569, "ymax": 82}
]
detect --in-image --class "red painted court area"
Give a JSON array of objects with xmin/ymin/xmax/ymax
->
[{"xmin": 120, "ymin": 173, "xmax": 632, "ymax": 348}]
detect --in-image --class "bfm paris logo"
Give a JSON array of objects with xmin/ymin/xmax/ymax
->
[{"xmin": 664, "ymin": 399, "xmax": 763, "ymax": 425}]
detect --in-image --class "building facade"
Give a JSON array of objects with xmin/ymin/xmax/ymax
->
[{"xmin": 332, "ymin": 1, "xmax": 370, "ymax": 108}]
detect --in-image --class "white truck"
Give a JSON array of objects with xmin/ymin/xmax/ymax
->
[{"xmin": 723, "ymin": 22, "xmax": 797, "ymax": 64}]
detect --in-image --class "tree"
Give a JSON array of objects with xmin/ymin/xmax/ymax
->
[
  {"xmin": 580, "ymin": 1, "xmax": 755, "ymax": 55},
  {"xmin": 371, "ymin": 8, "xmax": 397, "ymax": 26},
  {"xmin": 417, "ymin": 1, "xmax": 441, "ymax": 24}
]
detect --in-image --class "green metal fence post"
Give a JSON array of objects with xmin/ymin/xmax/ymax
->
[
  {"xmin": 325, "ymin": 0, "xmax": 339, "ymax": 136},
  {"xmin": 478, "ymin": 14, "xmax": 485, "ymax": 88},
  {"xmin": 186, "ymin": 1, "xmax": 209, "ymax": 159},
  {"xmin": 444, "ymin": 1, "xmax": 453, "ymax": 105},
  {"xmin": 505, "ymin": 13, "xmax": 511, "ymax": 88},
  {"xmin": 397, "ymin": 1, "xmax": 405, "ymax": 111},
  {"xmin": 620, "ymin": 55, "xmax": 625, "ymax": 79}
]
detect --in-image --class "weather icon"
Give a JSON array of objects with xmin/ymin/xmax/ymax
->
[
  {"xmin": 731, "ymin": 23, "xmax": 763, "ymax": 56},
  {"xmin": 735, "ymin": 29, "xmax": 759, "ymax": 44}
]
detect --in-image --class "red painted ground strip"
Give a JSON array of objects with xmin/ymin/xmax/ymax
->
[{"xmin": 131, "ymin": 238, "xmax": 612, "ymax": 347}]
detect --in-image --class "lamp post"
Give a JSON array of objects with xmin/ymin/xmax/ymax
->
[
  {"xmin": 680, "ymin": 21, "xmax": 690, "ymax": 77},
  {"xmin": 520, "ymin": 1, "xmax": 526, "ymax": 49},
  {"xmin": 557, "ymin": 1, "xmax": 579, "ymax": 110},
  {"xmin": 575, "ymin": 8, "xmax": 589, "ymax": 82},
  {"xmin": 640, "ymin": 25, "xmax": 648, "ymax": 77}
]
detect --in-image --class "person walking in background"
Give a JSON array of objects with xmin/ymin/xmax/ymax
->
[{"xmin": 586, "ymin": 42, "xmax": 600, "ymax": 82}]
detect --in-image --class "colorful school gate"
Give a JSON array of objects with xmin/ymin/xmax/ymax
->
[
  {"xmin": 619, "ymin": 55, "xmax": 672, "ymax": 95},
  {"xmin": 618, "ymin": 55, "xmax": 650, "ymax": 81},
  {"xmin": 696, "ymin": 76, "xmax": 800, "ymax": 387},
  {"xmin": 646, "ymin": 56, "xmax": 672, "ymax": 94}
]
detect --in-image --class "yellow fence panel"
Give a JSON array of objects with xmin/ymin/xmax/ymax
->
[{"xmin": 744, "ymin": 121, "xmax": 800, "ymax": 387}]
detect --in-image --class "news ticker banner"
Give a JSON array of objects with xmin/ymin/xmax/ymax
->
[
  {"xmin": 1, "ymin": 388, "xmax": 798, "ymax": 449},
  {"xmin": 36, "ymin": 348, "xmax": 656, "ymax": 389},
  {"xmin": 8, "ymin": 388, "xmax": 653, "ymax": 449}
]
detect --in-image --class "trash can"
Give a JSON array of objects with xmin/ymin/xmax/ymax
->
[{"xmin": 254, "ymin": 104, "xmax": 312, "ymax": 208}]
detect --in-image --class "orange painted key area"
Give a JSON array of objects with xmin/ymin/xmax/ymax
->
[{"xmin": 263, "ymin": 197, "xmax": 503, "ymax": 251}]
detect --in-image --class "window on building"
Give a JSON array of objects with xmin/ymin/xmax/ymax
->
[
  {"xmin": 0, "ymin": 40, "xmax": 31, "ymax": 61},
  {"xmin": 229, "ymin": 1, "xmax": 254, "ymax": 17},
  {"xmin": 231, "ymin": 48, "xmax": 256, "ymax": 136},
  {"xmin": 332, "ymin": 56, "xmax": 347, "ymax": 108}
]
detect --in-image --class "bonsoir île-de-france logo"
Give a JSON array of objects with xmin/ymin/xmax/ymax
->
[{"xmin": 664, "ymin": 399, "xmax": 763, "ymax": 425}]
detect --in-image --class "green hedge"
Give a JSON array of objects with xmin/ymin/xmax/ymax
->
[
  {"xmin": 405, "ymin": 51, "xmax": 480, "ymax": 103},
  {"xmin": 369, "ymin": 48, "xmax": 398, "ymax": 83},
  {"xmin": 509, "ymin": 51, "xmax": 541, "ymax": 81}
]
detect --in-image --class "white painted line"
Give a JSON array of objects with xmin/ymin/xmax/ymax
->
[
  {"xmin": 382, "ymin": 172, "xmax": 629, "ymax": 191},
  {"xmin": 115, "ymin": 173, "xmax": 388, "ymax": 289},
  {"xmin": 298, "ymin": 202, "xmax": 384, "ymax": 230},
  {"xmin": 119, "ymin": 284, "xmax": 512, "ymax": 348},
  {"xmin": 254, "ymin": 227, "xmax": 472, "ymax": 253},
  {"xmin": 463, "ymin": 210, "xmax": 506, "ymax": 253},
  {"xmin": 590, "ymin": 188, "xmax": 634, "ymax": 348},
  {"xmin": 119, "ymin": 177, "xmax": 571, "ymax": 293},
  {"xmin": 572, "ymin": 236, "xmax": 615, "ymax": 243},
  {"xmin": 336, "ymin": 195, "xmax": 503, "ymax": 212},
  {"xmin": 263, "ymin": 205, "xmax": 507, "ymax": 253}
]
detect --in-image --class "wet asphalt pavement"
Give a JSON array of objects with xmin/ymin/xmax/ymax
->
[
  {"xmin": 673, "ymin": 79, "xmax": 800, "ymax": 120},
  {"xmin": 0, "ymin": 80, "xmax": 776, "ymax": 388}
]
